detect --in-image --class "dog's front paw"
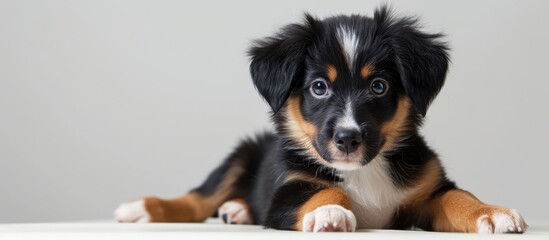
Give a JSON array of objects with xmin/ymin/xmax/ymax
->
[
  {"xmin": 475, "ymin": 206, "xmax": 527, "ymax": 233},
  {"xmin": 114, "ymin": 199, "xmax": 150, "ymax": 223},
  {"xmin": 302, "ymin": 204, "xmax": 357, "ymax": 232},
  {"xmin": 218, "ymin": 199, "xmax": 253, "ymax": 224}
]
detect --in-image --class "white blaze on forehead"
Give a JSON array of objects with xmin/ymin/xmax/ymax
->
[
  {"xmin": 336, "ymin": 99, "xmax": 360, "ymax": 130},
  {"xmin": 336, "ymin": 26, "xmax": 359, "ymax": 71}
]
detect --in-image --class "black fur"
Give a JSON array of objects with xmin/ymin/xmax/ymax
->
[
  {"xmin": 249, "ymin": 14, "xmax": 318, "ymax": 113},
  {"xmin": 191, "ymin": 6, "xmax": 456, "ymax": 231},
  {"xmin": 264, "ymin": 180, "xmax": 326, "ymax": 230},
  {"xmin": 377, "ymin": 9, "xmax": 450, "ymax": 117},
  {"xmin": 250, "ymin": 7, "xmax": 449, "ymax": 117}
]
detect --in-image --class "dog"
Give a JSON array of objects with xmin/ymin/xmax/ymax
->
[{"xmin": 114, "ymin": 6, "xmax": 527, "ymax": 233}]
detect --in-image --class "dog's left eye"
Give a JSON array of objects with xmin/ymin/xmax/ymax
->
[{"xmin": 310, "ymin": 80, "xmax": 331, "ymax": 98}]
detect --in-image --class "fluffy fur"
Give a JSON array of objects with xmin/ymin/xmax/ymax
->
[{"xmin": 115, "ymin": 6, "xmax": 527, "ymax": 233}]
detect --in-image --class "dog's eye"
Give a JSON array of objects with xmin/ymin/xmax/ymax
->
[
  {"xmin": 310, "ymin": 80, "xmax": 330, "ymax": 98},
  {"xmin": 370, "ymin": 78, "xmax": 388, "ymax": 95}
]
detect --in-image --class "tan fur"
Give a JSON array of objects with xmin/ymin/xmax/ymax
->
[
  {"xmin": 397, "ymin": 156, "xmax": 523, "ymax": 233},
  {"xmin": 417, "ymin": 189, "xmax": 522, "ymax": 233},
  {"xmin": 286, "ymin": 96, "xmax": 316, "ymax": 139},
  {"xmin": 379, "ymin": 97, "xmax": 411, "ymax": 153},
  {"xmin": 402, "ymin": 159, "xmax": 443, "ymax": 209},
  {"xmin": 294, "ymin": 187, "xmax": 352, "ymax": 231},
  {"xmin": 143, "ymin": 163, "xmax": 244, "ymax": 222},
  {"xmin": 285, "ymin": 96, "xmax": 333, "ymax": 166},
  {"xmin": 326, "ymin": 64, "xmax": 337, "ymax": 82},
  {"xmin": 429, "ymin": 189, "xmax": 488, "ymax": 232},
  {"xmin": 144, "ymin": 193, "xmax": 201, "ymax": 222},
  {"xmin": 361, "ymin": 65, "xmax": 373, "ymax": 79}
]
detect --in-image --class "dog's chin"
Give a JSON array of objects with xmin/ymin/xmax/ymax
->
[{"xmin": 330, "ymin": 159, "xmax": 363, "ymax": 171}]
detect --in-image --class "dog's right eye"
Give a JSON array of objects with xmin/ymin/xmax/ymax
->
[{"xmin": 310, "ymin": 80, "xmax": 330, "ymax": 98}]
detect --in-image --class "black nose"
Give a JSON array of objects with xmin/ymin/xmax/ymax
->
[{"xmin": 333, "ymin": 129, "xmax": 363, "ymax": 153}]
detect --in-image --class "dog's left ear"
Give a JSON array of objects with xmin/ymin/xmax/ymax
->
[
  {"xmin": 385, "ymin": 13, "xmax": 450, "ymax": 116},
  {"xmin": 248, "ymin": 14, "xmax": 318, "ymax": 113}
]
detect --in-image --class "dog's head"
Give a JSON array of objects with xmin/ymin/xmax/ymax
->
[{"xmin": 249, "ymin": 7, "xmax": 449, "ymax": 171}]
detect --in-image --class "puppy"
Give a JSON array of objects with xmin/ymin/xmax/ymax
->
[{"xmin": 115, "ymin": 7, "xmax": 527, "ymax": 233}]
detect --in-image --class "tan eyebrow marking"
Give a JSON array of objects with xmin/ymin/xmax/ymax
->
[
  {"xmin": 326, "ymin": 64, "xmax": 337, "ymax": 83},
  {"xmin": 361, "ymin": 64, "xmax": 373, "ymax": 79}
]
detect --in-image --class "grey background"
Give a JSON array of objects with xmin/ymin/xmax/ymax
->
[{"xmin": 1, "ymin": 0, "xmax": 548, "ymax": 223}]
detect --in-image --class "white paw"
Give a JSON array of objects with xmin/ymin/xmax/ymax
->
[
  {"xmin": 114, "ymin": 199, "xmax": 150, "ymax": 223},
  {"xmin": 218, "ymin": 200, "xmax": 252, "ymax": 224},
  {"xmin": 476, "ymin": 209, "xmax": 527, "ymax": 233},
  {"xmin": 302, "ymin": 205, "xmax": 357, "ymax": 232}
]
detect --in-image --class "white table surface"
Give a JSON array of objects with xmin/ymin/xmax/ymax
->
[{"xmin": 1, "ymin": 219, "xmax": 548, "ymax": 240}]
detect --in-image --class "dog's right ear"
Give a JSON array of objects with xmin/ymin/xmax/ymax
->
[{"xmin": 248, "ymin": 14, "xmax": 318, "ymax": 113}]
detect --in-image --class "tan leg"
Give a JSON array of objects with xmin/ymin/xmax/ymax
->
[
  {"xmin": 115, "ymin": 191, "xmax": 225, "ymax": 223},
  {"xmin": 116, "ymin": 162, "xmax": 246, "ymax": 223},
  {"xmin": 429, "ymin": 189, "xmax": 527, "ymax": 233},
  {"xmin": 142, "ymin": 192, "xmax": 224, "ymax": 222}
]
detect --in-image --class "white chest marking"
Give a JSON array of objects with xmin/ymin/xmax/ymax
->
[
  {"xmin": 336, "ymin": 26, "xmax": 359, "ymax": 71},
  {"xmin": 338, "ymin": 157, "xmax": 410, "ymax": 229}
]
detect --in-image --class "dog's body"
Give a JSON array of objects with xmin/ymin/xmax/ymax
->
[{"xmin": 115, "ymin": 7, "xmax": 527, "ymax": 233}]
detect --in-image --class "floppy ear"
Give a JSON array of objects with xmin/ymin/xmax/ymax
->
[
  {"xmin": 248, "ymin": 14, "xmax": 318, "ymax": 113},
  {"xmin": 377, "ymin": 8, "xmax": 450, "ymax": 116}
]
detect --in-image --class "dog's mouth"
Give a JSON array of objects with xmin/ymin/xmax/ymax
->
[{"xmin": 325, "ymin": 142, "xmax": 365, "ymax": 171}]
